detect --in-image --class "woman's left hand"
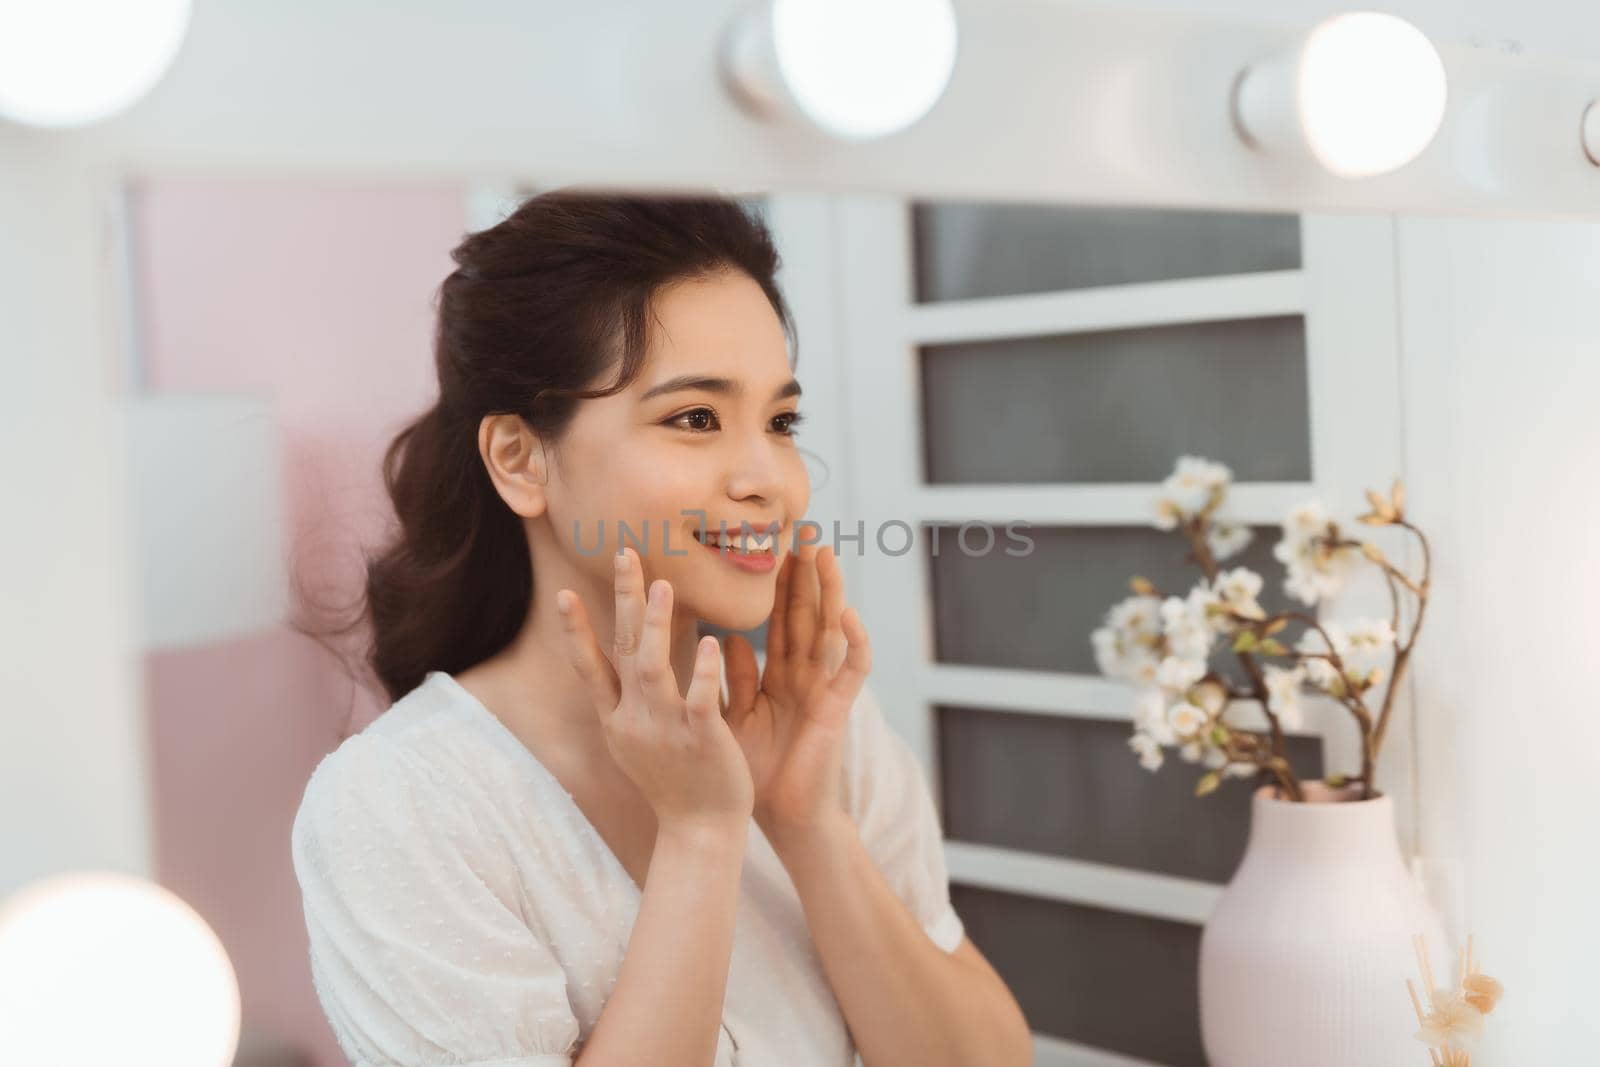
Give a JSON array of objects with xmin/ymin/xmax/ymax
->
[{"xmin": 723, "ymin": 542, "xmax": 873, "ymax": 847}]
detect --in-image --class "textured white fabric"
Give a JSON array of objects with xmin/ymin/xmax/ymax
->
[{"xmin": 292, "ymin": 664, "xmax": 966, "ymax": 1067}]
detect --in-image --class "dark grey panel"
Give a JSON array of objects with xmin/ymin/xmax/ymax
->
[
  {"xmin": 912, "ymin": 202, "xmax": 1301, "ymax": 302},
  {"xmin": 920, "ymin": 316, "xmax": 1310, "ymax": 484},
  {"xmin": 926, "ymin": 523, "xmax": 1300, "ymax": 679},
  {"xmin": 937, "ymin": 706, "xmax": 1325, "ymax": 882},
  {"xmin": 950, "ymin": 883, "xmax": 1207, "ymax": 1066}
]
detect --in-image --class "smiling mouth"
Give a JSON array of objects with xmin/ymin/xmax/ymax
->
[{"xmin": 691, "ymin": 526, "xmax": 780, "ymax": 555}]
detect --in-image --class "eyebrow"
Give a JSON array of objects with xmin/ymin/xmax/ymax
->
[{"xmin": 639, "ymin": 375, "xmax": 803, "ymax": 403}]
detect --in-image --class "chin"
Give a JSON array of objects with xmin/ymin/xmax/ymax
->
[{"xmin": 693, "ymin": 585, "xmax": 777, "ymax": 635}]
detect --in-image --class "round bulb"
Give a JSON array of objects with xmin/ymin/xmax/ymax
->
[
  {"xmin": 0, "ymin": 0, "xmax": 192, "ymax": 128},
  {"xmin": 1296, "ymin": 12, "xmax": 1447, "ymax": 178},
  {"xmin": 770, "ymin": 0, "xmax": 958, "ymax": 140},
  {"xmin": 0, "ymin": 871, "xmax": 240, "ymax": 1067}
]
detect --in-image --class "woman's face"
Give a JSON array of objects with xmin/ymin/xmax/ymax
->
[{"xmin": 542, "ymin": 268, "xmax": 811, "ymax": 632}]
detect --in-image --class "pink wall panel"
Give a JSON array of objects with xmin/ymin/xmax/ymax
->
[{"xmin": 131, "ymin": 177, "xmax": 467, "ymax": 1067}]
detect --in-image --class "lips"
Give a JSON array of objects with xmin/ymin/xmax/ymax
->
[{"xmin": 692, "ymin": 523, "xmax": 781, "ymax": 554}]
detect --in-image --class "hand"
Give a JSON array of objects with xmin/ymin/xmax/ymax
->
[
  {"xmin": 555, "ymin": 547, "xmax": 755, "ymax": 837},
  {"xmin": 723, "ymin": 542, "xmax": 872, "ymax": 845}
]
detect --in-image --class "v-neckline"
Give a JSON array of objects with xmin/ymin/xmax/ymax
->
[
  {"xmin": 425, "ymin": 669, "xmax": 652, "ymax": 899},
  {"xmin": 427, "ymin": 668, "xmax": 772, "ymax": 902}
]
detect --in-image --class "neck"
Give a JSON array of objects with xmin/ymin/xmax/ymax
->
[{"xmin": 468, "ymin": 552, "xmax": 710, "ymax": 759}]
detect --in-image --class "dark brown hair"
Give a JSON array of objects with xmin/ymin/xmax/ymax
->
[{"xmin": 293, "ymin": 188, "xmax": 797, "ymax": 722}]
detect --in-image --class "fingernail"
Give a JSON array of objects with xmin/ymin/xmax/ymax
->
[
  {"xmin": 648, "ymin": 581, "xmax": 662, "ymax": 606},
  {"xmin": 615, "ymin": 552, "xmax": 627, "ymax": 573},
  {"xmin": 556, "ymin": 591, "xmax": 570, "ymax": 615}
]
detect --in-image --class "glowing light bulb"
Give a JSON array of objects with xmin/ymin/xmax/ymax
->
[
  {"xmin": 0, "ymin": 871, "xmax": 240, "ymax": 1067},
  {"xmin": 1233, "ymin": 12, "xmax": 1448, "ymax": 179},
  {"xmin": 720, "ymin": 0, "xmax": 959, "ymax": 141},
  {"xmin": 0, "ymin": 0, "xmax": 192, "ymax": 128}
]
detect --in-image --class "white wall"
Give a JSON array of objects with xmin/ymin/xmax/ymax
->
[
  {"xmin": 1395, "ymin": 215, "xmax": 1600, "ymax": 1061},
  {"xmin": 0, "ymin": 134, "xmax": 153, "ymax": 893}
]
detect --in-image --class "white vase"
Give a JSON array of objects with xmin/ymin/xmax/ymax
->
[{"xmin": 1199, "ymin": 781, "xmax": 1448, "ymax": 1067}]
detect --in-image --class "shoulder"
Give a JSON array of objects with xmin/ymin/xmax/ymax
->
[
  {"xmin": 292, "ymin": 676, "xmax": 483, "ymax": 868},
  {"xmin": 291, "ymin": 733, "xmax": 440, "ymax": 862}
]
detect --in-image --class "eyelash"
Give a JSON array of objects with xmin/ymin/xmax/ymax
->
[{"xmin": 667, "ymin": 406, "xmax": 805, "ymax": 437}]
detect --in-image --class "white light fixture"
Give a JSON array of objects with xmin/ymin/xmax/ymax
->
[
  {"xmin": 1584, "ymin": 101, "xmax": 1600, "ymax": 167},
  {"xmin": 1232, "ymin": 12, "xmax": 1448, "ymax": 179},
  {"xmin": 0, "ymin": 0, "xmax": 192, "ymax": 128},
  {"xmin": 719, "ymin": 0, "xmax": 959, "ymax": 141},
  {"xmin": 0, "ymin": 871, "xmax": 240, "ymax": 1066},
  {"xmin": 124, "ymin": 393, "xmax": 289, "ymax": 651}
]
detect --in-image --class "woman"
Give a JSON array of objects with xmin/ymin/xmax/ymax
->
[{"xmin": 290, "ymin": 190, "xmax": 1031, "ymax": 1067}]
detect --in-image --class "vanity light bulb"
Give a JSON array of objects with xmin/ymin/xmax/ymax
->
[
  {"xmin": 1233, "ymin": 11, "xmax": 1448, "ymax": 179},
  {"xmin": 720, "ymin": 0, "xmax": 959, "ymax": 141},
  {"xmin": 0, "ymin": 871, "xmax": 240, "ymax": 1066},
  {"xmin": 0, "ymin": 0, "xmax": 192, "ymax": 128}
]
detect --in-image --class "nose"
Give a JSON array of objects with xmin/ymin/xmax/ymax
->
[{"xmin": 724, "ymin": 426, "xmax": 787, "ymax": 506}]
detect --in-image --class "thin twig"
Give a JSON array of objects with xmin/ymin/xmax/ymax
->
[{"xmin": 1372, "ymin": 520, "xmax": 1433, "ymax": 755}]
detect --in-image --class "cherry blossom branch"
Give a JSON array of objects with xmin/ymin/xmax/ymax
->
[
  {"xmin": 1370, "ymin": 519, "xmax": 1432, "ymax": 756},
  {"xmin": 1181, "ymin": 514, "xmax": 1305, "ymax": 801},
  {"xmin": 1257, "ymin": 608, "xmax": 1379, "ymax": 797}
]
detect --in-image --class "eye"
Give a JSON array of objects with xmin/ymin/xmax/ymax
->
[
  {"xmin": 665, "ymin": 407, "xmax": 806, "ymax": 438},
  {"xmin": 667, "ymin": 406, "xmax": 719, "ymax": 432},
  {"xmin": 772, "ymin": 411, "xmax": 805, "ymax": 437}
]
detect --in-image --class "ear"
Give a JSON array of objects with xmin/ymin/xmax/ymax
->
[{"xmin": 478, "ymin": 413, "xmax": 550, "ymax": 519}]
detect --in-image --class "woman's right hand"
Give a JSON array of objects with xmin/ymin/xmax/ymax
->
[{"xmin": 555, "ymin": 546, "xmax": 755, "ymax": 837}]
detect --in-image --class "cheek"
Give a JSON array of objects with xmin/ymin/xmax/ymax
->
[{"xmin": 783, "ymin": 451, "xmax": 812, "ymax": 515}]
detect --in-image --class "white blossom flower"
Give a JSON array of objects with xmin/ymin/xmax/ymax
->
[
  {"xmin": 1224, "ymin": 761, "xmax": 1259, "ymax": 779},
  {"xmin": 1161, "ymin": 591, "xmax": 1217, "ymax": 661},
  {"xmin": 1167, "ymin": 700, "xmax": 1209, "ymax": 740},
  {"xmin": 1190, "ymin": 677, "xmax": 1228, "ymax": 715},
  {"xmin": 1206, "ymin": 521, "xmax": 1254, "ymax": 562},
  {"xmin": 1211, "ymin": 566, "xmax": 1265, "ymax": 624},
  {"xmin": 1294, "ymin": 622, "xmax": 1351, "ymax": 691},
  {"xmin": 1091, "ymin": 594, "xmax": 1164, "ymax": 683},
  {"xmin": 1273, "ymin": 514, "xmax": 1361, "ymax": 607},
  {"xmin": 1155, "ymin": 455, "xmax": 1233, "ymax": 526},
  {"xmin": 1108, "ymin": 594, "xmax": 1163, "ymax": 637},
  {"xmin": 1346, "ymin": 617, "xmax": 1397, "ymax": 653},
  {"xmin": 1128, "ymin": 731, "xmax": 1165, "ymax": 772},
  {"xmin": 1263, "ymin": 663, "xmax": 1308, "ymax": 730},
  {"xmin": 1179, "ymin": 740, "xmax": 1205, "ymax": 763},
  {"xmin": 1131, "ymin": 687, "xmax": 1177, "ymax": 745},
  {"xmin": 1202, "ymin": 746, "xmax": 1228, "ymax": 770},
  {"xmin": 1179, "ymin": 581, "xmax": 1233, "ymax": 637},
  {"xmin": 1296, "ymin": 618, "xmax": 1395, "ymax": 691},
  {"xmin": 1283, "ymin": 499, "xmax": 1330, "ymax": 539},
  {"xmin": 1156, "ymin": 655, "xmax": 1207, "ymax": 693}
]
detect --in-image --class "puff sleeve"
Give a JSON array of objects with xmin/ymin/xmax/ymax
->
[
  {"xmin": 842, "ymin": 680, "xmax": 967, "ymax": 954},
  {"xmin": 291, "ymin": 733, "xmax": 583, "ymax": 1067}
]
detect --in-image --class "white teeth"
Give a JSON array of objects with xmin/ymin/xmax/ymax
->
[{"xmin": 696, "ymin": 528, "xmax": 775, "ymax": 553}]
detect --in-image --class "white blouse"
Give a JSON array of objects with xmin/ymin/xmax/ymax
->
[{"xmin": 291, "ymin": 665, "xmax": 966, "ymax": 1067}]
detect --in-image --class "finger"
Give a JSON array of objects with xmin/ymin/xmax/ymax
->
[
  {"xmin": 636, "ymin": 577, "xmax": 683, "ymax": 723},
  {"xmin": 814, "ymin": 545, "xmax": 845, "ymax": 671},
  {"xmin": 786, "ymin": 542, "xmax": 820, "ymax": 662},
  {"xmin": 683, "ymin": 635, "xmax": 724, "ymax": 723},
  {"xmin": 556, "ymin": 589, "xmax": 622, "ymax": 716},
  {"xmin": 826, "ymin": 606, "xmax": 873, "ymax": 701},
  {"xmin": 766, "ymin": 549, "xmax": 794, "ymax": 672},
  {"xmin": 724, "ymin": 633, "xmax": 760, "ymax": 727},
  {"xmin": 612, "ymin": 547, "xmax": 645, "ymax": 701}
]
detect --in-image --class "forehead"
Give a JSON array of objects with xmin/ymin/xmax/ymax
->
[{"xmin": 637, "ymin": 270, "xmax": 790, "ymax": 382}]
